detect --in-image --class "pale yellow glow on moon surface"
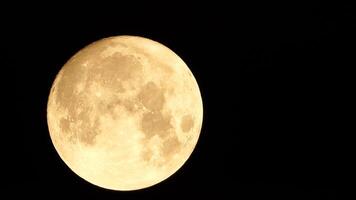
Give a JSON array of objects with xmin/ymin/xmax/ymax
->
[{"xmin": 47, "ymin": 36, "xmax": 203, "ymax": 191}]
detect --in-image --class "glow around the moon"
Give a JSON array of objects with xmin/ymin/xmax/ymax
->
[{"xmin": 47, "ymin": 36, "xmax": 203, "ymax": 191}]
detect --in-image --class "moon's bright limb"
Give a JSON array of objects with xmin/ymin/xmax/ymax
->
[{"xmin": 47, "ymin": 36, "xmax": 203, "ymax": 191}]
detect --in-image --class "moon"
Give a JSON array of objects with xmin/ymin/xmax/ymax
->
[{"xmin": 47, "ymin": 36, "xmax": 203, "ymax": 191}]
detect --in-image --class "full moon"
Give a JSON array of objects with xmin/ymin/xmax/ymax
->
[{"xmin": 47, "ymin": 36, "xmax": 203, "ymax": 191}]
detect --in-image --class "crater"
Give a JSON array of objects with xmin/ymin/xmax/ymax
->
[
  {"xmin": 59, "ymin": 118, "xmax": 71, "ymax": 133},
  {"xmin": 140, "ymin": 112, "xmax": 172, "ymax": 139},
  {"xmin": 62, "ymin": 103, "xmax": 102, "ymax": 146},
  {"xmin": 142, "ymin": 148, "xmax": 153, "ymax": 162},
  {"xmin": 121, "ymin": 99, "xmax": 139, "ymax": 113},
  {"xmin": 77, "ymin": 117, "xmax": 101, "ymax": 146},
  {"xmin": 105, "ymin": 99, "xmax": 121, "ymax": 116},
  {"xmin": 55, "ymin": 66, "xmax": 84, "ymax": 109},
  {"xmin": 137, "ymin": 81, "xmax": 165, "ymax": 111},
  {"xmin": 99, "ymin": 52, "xmax": 143, "ymax": 82},
  {"xmin": 104, "ymin": 98, "xmax": 139, "ymax": 119},
  {"xmin": 148, "ymin": 57, "xmax": 174, "ymax": 76},
  {"xmin": 181, "ymin": 115, "xmax": 194, "ymax": 132},
  {"xmin": 161, "ymin": 134, "xmax": 181, "ymax": 159}
]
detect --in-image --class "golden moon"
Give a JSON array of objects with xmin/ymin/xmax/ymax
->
[{"xmin": 47, "ymin": 36, "xmax": 203, "ymax": 191}]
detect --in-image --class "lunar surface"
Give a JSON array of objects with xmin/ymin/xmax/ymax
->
[{"xmin": 47, "ymin": 36, "xmax": 203, "ymax": 191}]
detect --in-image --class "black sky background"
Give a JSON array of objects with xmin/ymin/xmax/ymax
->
[{"xmin": 1, "ymin": 1, "xmax": 353, "ymax": 199}]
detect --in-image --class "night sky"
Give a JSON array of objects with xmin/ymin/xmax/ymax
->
[{"xmin": 2, "ymin": 1, "xmax": 352, "ymax": 199}]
